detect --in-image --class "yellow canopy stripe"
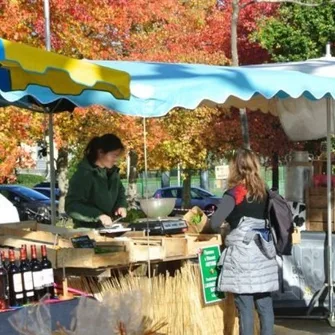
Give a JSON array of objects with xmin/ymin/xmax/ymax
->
[{"xmin": 0, "ymin": 39, "xmax": 130, "ymax": 99}]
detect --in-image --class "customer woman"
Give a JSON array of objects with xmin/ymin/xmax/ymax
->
[
  {"xmin": 211, "ymin": 149, "xmax": 278, "ymax": 335},
  {"xmin": 65, "ymin": 134, "xmax": 127, "ymax": 229}
]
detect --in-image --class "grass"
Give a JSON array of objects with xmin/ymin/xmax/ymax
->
[{"xmin": 16, "ymin": 174, "xmax": 44, "ymax": 188}]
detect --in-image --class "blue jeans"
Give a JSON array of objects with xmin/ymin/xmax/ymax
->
[{"xmin": 234, "ymin": 293, "xmax": 274, "ymax": 335}]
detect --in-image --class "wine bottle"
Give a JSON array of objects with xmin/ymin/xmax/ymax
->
[
  {"xmin": 7, "ymin": 250, "xmax": 23, "ymax": 307},
  {"xmin": 19, "ymin": 248, "xmax": 34, "ymax": 304},
  {"xmin": 21, "ymin": 245, "xmax": 29, "ymax": 262},
  {"xmin": 0, "ymin": 253, "xmax": 8, "ymax": 310},
  {"xmin": 30, "ymin": 245, "xmax": 44, "ymax": 301},
  {"xmin": 40, "ymin": 245, "xmax": 55, "ymax": 299},
  {"xmin": 1, "ymin": 251, "xmax": 9, "ymax": 271}
]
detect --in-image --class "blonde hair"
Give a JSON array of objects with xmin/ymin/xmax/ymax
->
[{"xmin": 228, "ymin": 149, "xmax": 266, "ymax": 201}]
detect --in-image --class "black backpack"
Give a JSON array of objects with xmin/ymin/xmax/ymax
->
[{"xmin": 267, "ymin": 189, "xmax": 294, "ymax": 256}]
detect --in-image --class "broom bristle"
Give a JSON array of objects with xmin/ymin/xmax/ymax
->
[{"xmin": 68, "ymin": 263, "xmax": 260, "ymax": 335}]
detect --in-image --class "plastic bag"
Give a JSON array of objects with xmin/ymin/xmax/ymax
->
[
  {"xmin": 8, "ymin": 295, "xmax": 52, "ymax": 335},
  {"xmin": 69, "ymin": 291, "xmax": 143, "ymax": 335},
  {"xmin": 8, "ymin": 291, "xmax": 166, "ymax": 335},
  {"xmin": 70, "ymin": 291, "xmax": 166, "ymax": 335}
]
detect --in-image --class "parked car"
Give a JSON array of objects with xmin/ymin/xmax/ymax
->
[
  {"xmin": 34, "ymin": 181, "xmax": 59, "ymax": 188},
  {"xmin": 153, "ymin": 186, "xmax": 221, "ymax": 211},
  {"xmin": 0, "ymin": 185, "xmax": 58, "ymax": 223},
  {"xmin": 33, "ymin": 187, "xmax": 60, "ymax": 200},
  {"xmin": 33, "ymin": 181, "xmax": 60, "ymax": 200},
  {"xmin": 0, "ymin": 193, "xmax": 20, "ymax": 223}
]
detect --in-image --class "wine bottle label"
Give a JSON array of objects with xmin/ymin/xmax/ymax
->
[
  {"xmin": 32, "ymin": 271, "xmax": 44, "ymax": 289},
  {"xmin": 42, "ymin": 268, "xmax": 54, "ymax": 286},
  {"xmin": 23, "ymin": 272, "xmax": 34, "ymax": 291},
  {"xmin": 13, "ymin": 273, "xmax": 23, "ymax": 293}
]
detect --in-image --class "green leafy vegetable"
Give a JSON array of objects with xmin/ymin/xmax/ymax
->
[{"xmin": 190, "ymin": 213, "xmax": 202, "ymax": 225}]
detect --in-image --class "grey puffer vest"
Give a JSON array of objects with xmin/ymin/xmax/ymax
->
[{"xmin": 217, "ymin": 216, "xmax": 279, "ymax": 294}]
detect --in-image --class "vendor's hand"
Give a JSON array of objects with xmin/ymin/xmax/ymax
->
[
  {"xmin": 115, "ymin": 207, "xmax": 127, "ymax": 218},
  {"xmin": 98, "ymin": 214, "xmax": 113, "ymax": 227}
]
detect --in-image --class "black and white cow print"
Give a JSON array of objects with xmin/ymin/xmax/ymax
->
[{"xmin": 288, "ymin": 201, "xmax": 306, "ymax": 230}]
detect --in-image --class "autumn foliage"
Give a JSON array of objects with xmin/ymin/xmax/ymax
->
[
  {"xmin": 0, "ymin": 108, "xmax": 43, "ymax": 183},
  {"xmin": 210, "ymin": 108, "xmax": 296, "ymax": 160},
  {"xmin": 0, "ymin": 0, "xmax": 292, "ymax": 181}
]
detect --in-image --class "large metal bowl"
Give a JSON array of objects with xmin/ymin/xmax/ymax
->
[{"xmin": 139, "ymin": 198, "xmax": 176, "ymax": 218}]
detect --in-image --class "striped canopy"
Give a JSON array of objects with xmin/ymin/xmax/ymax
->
[
  {"xmin": 0, "ymin": 38, "xmax": 130, "ymax": 99},
  {"xmin": 2, "ymin": 59, "xmax": 335, "ymax": 141}
]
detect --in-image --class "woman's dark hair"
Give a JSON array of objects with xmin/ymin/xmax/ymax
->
[{"xmin": 85, "ymin": 134, "xmax": 124, "ymax": 164}]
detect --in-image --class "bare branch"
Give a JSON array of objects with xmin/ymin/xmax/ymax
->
[
  {"xmin": 240, "ymin": 0, "xmax": 323, "ymax": 9},
  {"xmin": 240, "ymin": 1, "xmax": 257, "ymax": 9},
  {"xmin": 260, "ymin": 0, "xmax": 321, "ymax": 5}
]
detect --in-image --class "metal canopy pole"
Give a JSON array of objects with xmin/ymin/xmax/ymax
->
[
  {"xmin": 306, "ymin": 98, "xmax": 335, "ymax": 323},
  {"xmin": 143, "ymin": 117, "xmax": 151, "ymax": 281},
  {"xmin": 325, "ymin": 42, "xmax": 334, "ymax": 321},
  {"xmin": 326, "ymin": 97, "xmax": 334, "ymax": 322},
  {"xmin": 44, "ymin": 0, "xmax": 57, "ymax": 225}
]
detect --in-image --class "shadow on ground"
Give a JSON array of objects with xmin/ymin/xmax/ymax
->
[{"xmin": 274, "ymin": 319, "xmax": 335, "ymax": 335}]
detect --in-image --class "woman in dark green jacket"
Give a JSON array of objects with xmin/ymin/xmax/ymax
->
[{"xmin": 65, "ymin": 134, "xmax": 127, "ymax": 229}]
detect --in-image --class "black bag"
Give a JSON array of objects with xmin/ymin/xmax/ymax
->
[{"xmin": 267, "ymin": 189, "xmax": 294, "ymax": 256}]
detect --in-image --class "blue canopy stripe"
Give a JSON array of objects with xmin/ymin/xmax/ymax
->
[{"xmin": 1, "ymin": 61, "xmax": 335, "ymax": 117}]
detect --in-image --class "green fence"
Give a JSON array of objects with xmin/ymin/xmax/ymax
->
[{"xmin": 121, "ymin": 166, "xmax": 286, "ymax": 198}]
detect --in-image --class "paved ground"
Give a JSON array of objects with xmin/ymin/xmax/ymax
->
[{"xmin": 274, "ymin": 319, "xmax": 335, "ymax": 334}]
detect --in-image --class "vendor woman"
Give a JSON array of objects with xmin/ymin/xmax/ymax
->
[{"xmin": 65, "ymin": 134, "xmax": 127, "ymax": 229}]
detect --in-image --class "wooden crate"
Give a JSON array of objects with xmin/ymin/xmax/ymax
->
[
  {"xmin": 97, "ymin": 236, "xmax": 187, "ymax": 263},
  {"xmin": 305, "ymin": 187, "xmax": 335, "ymax": 231},
  {"xmin": 57, "ymin": 247, "xmax": 129, "ymax": 269},
  {"xmin": 0, "ymin": 221, "xmax": 91, "ymax": 237},
  {"xmin": 93, "ymin": 234, "xmax": 218, "ymax": 261},
  {"xmin": 0, "ymin": 223, "xmax": 129, "ymax": 269},
  {"xmin": 162, "ymin": 236, "xmax": 188, "ymax": 258},
  {"xmin": 0, "ymin": 225, "xmax": 72, "ymax": 248},
  {"xmin": 185, "ymin": 234, "xmax": 222, "ymax": 256},
  {"xmin": 95, "ymin": 238, "xmax": 163, "ymax": 263},
  {"xmin": 133, "ymin": 236, "xmax": 187, "ymax": 260}
]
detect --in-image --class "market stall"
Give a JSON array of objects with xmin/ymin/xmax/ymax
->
[
  {"xmin": 0, "ymin": 219, "xmax": 228, "ymax": 335},
  {"xmin": 3, "ymin": 38, "xmax": 335, "ymax": 331}
]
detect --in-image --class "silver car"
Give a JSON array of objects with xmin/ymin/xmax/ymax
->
[{"xmin": 153, "ymin": 186, "xmax": 221, "ymax": 212}]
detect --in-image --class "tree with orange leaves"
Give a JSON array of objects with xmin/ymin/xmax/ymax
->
[
  {"xmin": 0, "ymin": 107, "xmax": 43, "ymax": 183},
  {"xmin": 0, "ymin": 0, "xmax": 293, "ymax": 208}
]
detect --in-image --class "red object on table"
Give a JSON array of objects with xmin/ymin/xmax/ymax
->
[{"xmin": 313, "ymin": 174, "xmax": 335, "ymax": 187}]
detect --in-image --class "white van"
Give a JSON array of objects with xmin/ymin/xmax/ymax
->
[{"xmin": 0, "ymin": 193, "xmax": 20, "ymax": 224}]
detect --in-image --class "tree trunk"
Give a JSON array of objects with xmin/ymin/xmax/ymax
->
[
  {"xmin": 200, "ymin": 170, "xmax": 209, "ymax": 190},
  {"xmin": 239, "ymin": 108, "xmax": 251, "ymax": 150},
  {"xmin": 182, "ymin": 170, "xmax": 192, "ymax": 209},
  {"xmin": 161, "ymin": 171, "xmax": 170, "ymax": 188},
  {"xmin": 56, "ymin": 147, "xmax": 69, "ymax": 213},
  {"xmin": 127, "ymin": 150, "xmax": 138, "ymax": 209},
  {"xmin": 231, "ymin": 0, "xmax": 240, "ymax": 66},
  {"xmin": 272, "ymin": 152, "xmax": 279, "ymax": 191}
]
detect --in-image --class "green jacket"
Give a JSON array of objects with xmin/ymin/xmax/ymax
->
[{"xmin": 65, "ymin": 158, "xmax": 127, "ymax": 228}]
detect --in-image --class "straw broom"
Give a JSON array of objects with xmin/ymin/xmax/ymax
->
[{"xmin": 68, "ymin": 262, "xmax": 260, "ymax": 335}]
